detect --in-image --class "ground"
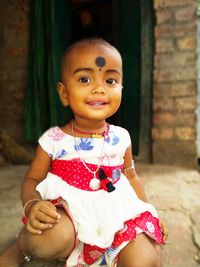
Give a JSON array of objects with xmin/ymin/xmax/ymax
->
[{"xmin": 0, "ymin": 163, "xmax": 200, "ymax": 267}]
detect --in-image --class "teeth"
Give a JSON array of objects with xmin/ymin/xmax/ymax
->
[{"xmin": 89, "ymin": 102, "xmax": 104, "ymax": 106}]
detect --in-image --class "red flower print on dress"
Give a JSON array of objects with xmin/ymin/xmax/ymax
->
[
  {"xmin": 134, "ymin": 211, "xmax": 164, "ymax": 244},
  {"xmin": 112, "ymin": 220, "xmax": 136, "ymax": 247},
  {"xmin": 112, "ymin": 211, "xmax": 164, "ymax": 247},
  {"xmin": 83, "ymin": 244, "xmax": 106, "ymax": 265}
]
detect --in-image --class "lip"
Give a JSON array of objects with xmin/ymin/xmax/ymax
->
[{"xmin": 87, "ymin": 101, "xmax": 107, "ymax": 106}]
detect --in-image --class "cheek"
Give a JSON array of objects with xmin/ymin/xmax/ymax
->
[
  {"xmin": 68, "ymin": 88, "xmax": 83, "ymax": 99},
  {"xmin": 67, "ymin": 91, "xmax": 87, "ymax": 109},
  {"xmin": 111, "ymin": 88, "xmax": 122, "ymax": 102}
]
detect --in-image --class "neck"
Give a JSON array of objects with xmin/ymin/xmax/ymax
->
[
  {"xmin": 73, "ymin": 119, "xmax": 107, "ymax": 132},
  {"xmin": 71, "ymin": 120, "xmax": 109, "ymax": 138}
]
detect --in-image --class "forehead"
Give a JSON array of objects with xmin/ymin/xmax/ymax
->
[{"xmin": 63, "ymin": 44, "xmax": 122, "ymax": 71}]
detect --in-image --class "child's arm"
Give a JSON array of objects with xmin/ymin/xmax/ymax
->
[
  {"xmin": 123, "ymin": 146, "xmax": 148, "ymax": 202},
  {"xmin": 123, "ymin": 146, "xmax": 169, "ymax": 242},
  {"xmin": 21, "ymin": 145, "xmax": 60, "ymax": 234},
  {"xmin": 21, "ymin": 145, "xmax": 50, "ymax": 204}
]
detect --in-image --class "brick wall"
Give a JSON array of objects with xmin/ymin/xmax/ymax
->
[
  {"xmin": 0, "ymin": 0, "xmax": 198, "ymax": 167},
  {"xmin": 153, "ymin": 0, "xmax": 198, "ymax": 167},
  {"xmin": 0, "ymin": 0, "xmax": 29, "ymax": 142}
]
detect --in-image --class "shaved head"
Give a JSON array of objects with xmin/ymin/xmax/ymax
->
[{"xmin": 60, "ymin": 38, "xmax": 122, "ymax": 82}]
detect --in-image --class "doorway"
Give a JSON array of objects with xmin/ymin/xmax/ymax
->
[
  {"xmin": 69, "ymin": 0, "xmax": 142, "ymax": 155},
  {"xmin": 25, "ymin": 0, "xmax": 153, "ymax": 161}
]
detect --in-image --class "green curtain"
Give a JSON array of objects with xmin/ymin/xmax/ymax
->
[
  {"xmin": 112, "ymin": 0, "xmax": 141, "ymax": 154},
  {"xmin": 24, "ymin": 0, "xmax": 152, "ymax": 157},
  {"xmin": 24, "ymin": 0, "xmax": 72, "ymax": 142},
  {"xmin": 139, "ymin": 0, "xmax": 154, "ymax": 162}
]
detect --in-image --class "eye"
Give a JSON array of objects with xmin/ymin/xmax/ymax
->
[
  {"xmin": 78, "ymin": 77, "xmax": 91, "ymax": 83},
  {"xmin": 106, "ymin": 78, "xmax": 117, "ymax": 85}
]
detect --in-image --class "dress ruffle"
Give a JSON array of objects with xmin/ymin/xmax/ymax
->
[
  {"xmin": 35, "ymin": 125, "xmax": 164, "ymax": 266},
  {"xmin": 37, "ymin": 170, "xmax": 163, "ymax": 249}
]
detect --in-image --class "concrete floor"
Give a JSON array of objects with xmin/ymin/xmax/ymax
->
[{"xmin": 0, "ymin": 163, "xmax": 200, "ymax": 267}]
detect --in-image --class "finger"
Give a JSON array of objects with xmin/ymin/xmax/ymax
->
[
  {"xmin": 31, "ymin": 201, "xmax": 60, "ymax": 221},
  {"xmin": 38, "ymin": 204, "xmax": 61, "ymax": 221},
  {"xmin": 28, "ymin": 217, "xmax": 53, "ymax": 231},
  {"xmin": 26, "ymin": 222, "xmax": 42, "ymax": 235},
  {"xmin": 161, "ymin": 224, "xmax": 168, "ymax": 234},
  {"xmin": 36, "ymin": 211, "xmax": 59, "ymax": 224},
  {"xmin": 44, "ymin": 201, "xmax": 57, "ymax": 211},
  {"xmin": 162, "ymin": 228, "xmax": 169, "ymax": 242},
  {"xmin": 159, "ymin": 221, "xmax": 167, "ymax": 232},
  {"xmin": 164, "ymin": 230, "xmax": 169, "ymax": 241},
  {"xmin": 159, "ymin": 220, "xmax": 164, "ymax": 227}
]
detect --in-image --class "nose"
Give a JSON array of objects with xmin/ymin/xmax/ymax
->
[{"xmin": 91, "ymin": 85, "xmax": 105, "ymax": 95}]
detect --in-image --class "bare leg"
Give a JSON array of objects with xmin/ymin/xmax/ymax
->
[
  {"xmin": 0, "ymin": 209, "xmax": 75, "ymax": 267},
  {"xmin": 0, "ymin": 241, "xmax": 25, "ymax": 267},
  {"xmin": 117, "ymin": 234, "xmax": 162, "ymax": 267}
]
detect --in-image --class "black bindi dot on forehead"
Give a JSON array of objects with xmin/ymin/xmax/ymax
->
[{"xmin": 95, "ymin": 57, "xmax": 106, "ymax": 68}]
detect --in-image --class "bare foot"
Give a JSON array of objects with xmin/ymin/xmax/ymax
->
[{"xmin": 0, "ymin": 241, "xmax": 25, "ymax": 267}]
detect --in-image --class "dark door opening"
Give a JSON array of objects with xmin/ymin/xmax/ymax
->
[
  {"xmin": 69, "ymin": 0, "xmax": 141, "ymax": 155},
  {"xmin": 25, "ymin": 0, "xmax": 153, "ymax": 161},
  {"xmin": 71, "ymin": 0, "xmax": 113, "ymax": 43}
]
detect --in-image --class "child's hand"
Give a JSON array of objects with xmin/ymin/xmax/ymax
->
[
  {"xmin": 159, "ymin": 219, "xmax": 169, "ymax": 243},
  {"xmin": 26, "ymin": 200, "xmax": 61, "ymax": 234}
]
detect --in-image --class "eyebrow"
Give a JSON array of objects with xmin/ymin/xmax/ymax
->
[
  {"xmin": 73, "ymin": 68, "xmax": 93, "ymax": 74},
  {"xmin": 73, "ymin": 67, "xmax": 121, "ymax": 76},
  {"xmin": 105, "ymin": 69, "xmax": 121, "ymax": 75}
]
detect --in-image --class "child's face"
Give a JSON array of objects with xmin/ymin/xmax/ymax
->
[{"xmin": 58, "ymin": 44, "xmax": 123, "ymax": 123}]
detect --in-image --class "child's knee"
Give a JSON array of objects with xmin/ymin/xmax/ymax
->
[
  {"xmin": 117, "ymin": 235, "xmax": 162, "ymax": 267},
  {"xmin": 28, "ymin": 230, "xmax": 73, "ymax": 260},
  {"xmin": 118, "ymin": 250, "xmax": 161, "ymax": 267},
  {"xmin": 19, "ymin": 211, "xmax": 75, "ymax": 260},
  {"xmin": 143, "ymin": 248, "xmax": 162, "ymax": 267},
  {"xmin": 134, "ymin": 240, "xmax": 162, "ymax": 267}
]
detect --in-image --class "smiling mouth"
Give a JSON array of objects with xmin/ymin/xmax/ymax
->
[{"xmin": 87, "ymin": 101, "xmax": 106, "ymax": 106}]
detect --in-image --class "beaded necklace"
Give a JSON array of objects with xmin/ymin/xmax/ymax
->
[
  {"xmin": 72, "ymin": 121, "xmax": 110, "ymax": 138},
  {"xmin": 71, "ymin": 121, "xmax": 106, "ymax": 190}
]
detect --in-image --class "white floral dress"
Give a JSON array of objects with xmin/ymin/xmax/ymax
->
[{"xmin": 36, "ymin": 125, "xmax": 164, "ymax": 267}]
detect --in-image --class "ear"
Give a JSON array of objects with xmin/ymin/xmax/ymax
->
[{"xmin": 57, "ymin": 82, "xmax": 69, "ymax": 107}]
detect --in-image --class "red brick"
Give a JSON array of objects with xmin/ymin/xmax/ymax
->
[
  {"xmin": 154, "ymin": 0, "xmax": 195, "ymax": 9},
  {"xmin": 176, "ymin": 37, "xmax": 197, "ymax": 51},
  {"xmin": 175, "ymin": 5, "xmax": 196, "ymax": 21},
  {"xmin": 175, "ymin": 127, "xmax": 196, "ymax": 140},
  {"xmin": 175, "ymin": 97, "xmax": 197, "ymax": 111},
  {"xmin": 154, "ymin": 67, "xmax": 197, "ymax": 82},
  {"xmin": 3, "ymin": 81, "xmax": 24, "ymax": 94},
  {"xmin": 155, "ymin": 39, "xmax": 174, "ymax": 53},
  {"xmin": 153, "ymin": 97, "xmax": 174, "ymax": 111},
  {"xmin": 174, "ymin": 67, "xmax": 197, "ymax": 81},
  {"xmin": 7, "ymin": 23, "xmax": 27, "ymax": 31},
  {"xmin": 173, "ymin": 51, "xmax": 196, "ymax": 66},
  {"xmin": 153, "ymin": 140, "xmax": 197, "ymax": 167},
  {"xmin": 13, "ymin": 90, "xmax": 24, "ymax": 101},
  {"xmin": 173, "ymin": 22, "xmax": 197, "ymax": 37},
  {"xmin": 6, "ymin": 47, "xmax": 28, "ymax": 57},
  {"xmin": 6, "ymin": 31, "xmax": 29, "ymax": 44},
  {"xmin": 8, "ymin": 69, "xmax": 27, "ymax": 82},
  {"xmin": 153, "ymin": 113, "xmax": 176, "ymax": 126},
  {"xmin": 176, "ymin": 113, "xmax": 196, "ymax": 126},
  {"xmin": 154, "ymin": 52, "xmax": 196, "ymax": 68},
  {"xmin": 155, "ymin": 25, "xmax": 173, "ymax": 38},
  {"xmin": 155, "ymin": 8, "xmax": 173, "ymax": 24},
  {"xmin": 154, "ymin": 69, "xmax": 174, "ymax": 82},
  {"xmin": 12, "ymin": 57, "xmax": 28, "ymax": 68},
  {"xmin": 154, "ymin": 82, "xmax": 197, "ymax": 97},
  {"xmin": 152, "ymin": 127, "xmax": 174, "ymax": 140}
]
